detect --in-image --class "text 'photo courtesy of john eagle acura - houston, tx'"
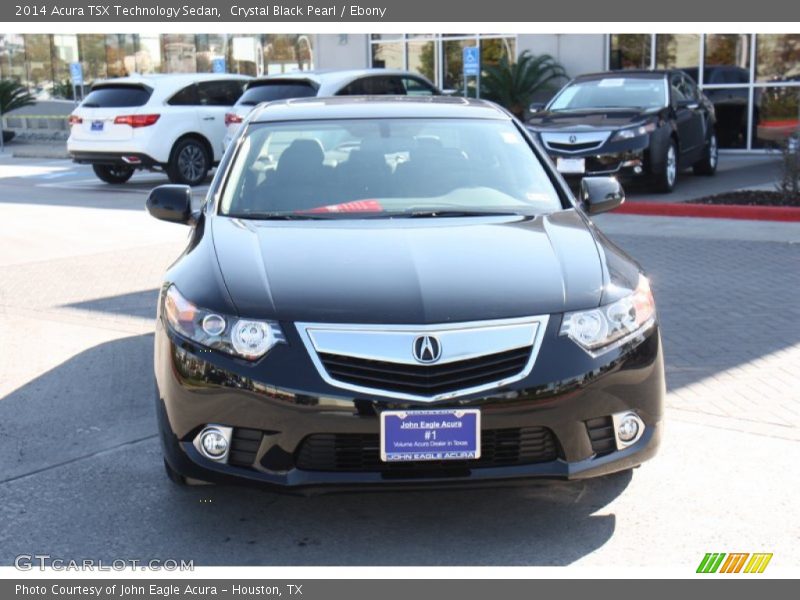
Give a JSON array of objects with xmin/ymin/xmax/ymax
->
[{"xmin": 146, "ymin": 96, "xmax": 665, "ymax": 491}]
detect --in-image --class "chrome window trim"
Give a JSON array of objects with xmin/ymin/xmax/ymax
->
[{"xmin": 296, "ymin": 315, "xmax": 550, "ymax": 403}]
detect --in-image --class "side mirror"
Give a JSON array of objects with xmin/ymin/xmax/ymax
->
[
  {"xmin": 441, "ymin": 88, "xmax": 458, "ymax": 96},
  {"xmin": 146, "ymin": 185, "xmax": 193, "ymax": 224},
  {"xmin": 579, "ymin": 177, "xmax": 625, "ymax": 215},
  {"xmin": 676, "ymin": 98, "xmax": 700, "ymax": 110},
  {"xmin": 529, "ymin": 102, "xmax": 546, "ymax": 114}
]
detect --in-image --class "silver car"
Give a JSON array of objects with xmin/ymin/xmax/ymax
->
[{"xmin": 223, "ymin": 69, "xmax": 441, "ymax": 147}]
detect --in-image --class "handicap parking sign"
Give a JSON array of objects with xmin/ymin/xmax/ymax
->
[
  {"xmin": 69, "ymin": 62, "xmax": 83, "ymax": 86},
  {"xmin": 212, "ymin": 58, "xmax": 226, "ymax": 74},
  {"xmin": 463, "ymin": 47, "xmax": 480, "ymax": 77}
]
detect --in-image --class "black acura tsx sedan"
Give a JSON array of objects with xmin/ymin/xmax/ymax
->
[
  {"xmin": 148, "ymin": 96, "xmax": 665, "ymax": 491},
  {"xmin": 527, "ymin": 70, "xmax": 718, "ymax": 193}
]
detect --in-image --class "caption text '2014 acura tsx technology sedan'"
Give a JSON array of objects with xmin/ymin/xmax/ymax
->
[
  {"xmin": 527, "ymin": 70, "xmax": 718, "ymax": 193},
  {"xmin": 148, "ymin": 96, "xmax": 665, "ymax": 491}
]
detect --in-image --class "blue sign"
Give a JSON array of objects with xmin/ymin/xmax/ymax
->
[
  {"xmin": 211, "ymin": 58, "xmax": 226, "ymax": 74},
  {"xmin": 381, "ymin": 409, "xmax": 481, "ymax": 462},
  {"xmin": 463, "ymin": 46, "xmax": 480, "ymax": 77},
  {"xmin": 69, "ymin": 62, "xmax": 83, "ymax": 86}
]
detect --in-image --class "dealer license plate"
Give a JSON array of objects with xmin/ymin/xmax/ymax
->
[
  {"xmin": 380, "ymin": 409, "xmax": 481, "ymax": 462},
  {"xmin": 556, "ymin": 157, "xmax": 585, "ymax": 174}
]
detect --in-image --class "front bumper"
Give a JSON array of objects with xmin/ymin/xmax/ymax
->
[
  {"xmin": 536, "ymin": 134, "xmax": 651, "ymax": 178},
  {"xmin": 155, "ymin": 317, "xmax": 665, "ymax": 492}
]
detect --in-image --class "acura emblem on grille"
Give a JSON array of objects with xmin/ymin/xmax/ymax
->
[
  {"xmin": 568, "ymin": 134, "xmax": 578, "ymax": 144},
  {"xmin": 412, "ymin": 335, "xmax": 442, "ymax": 363}
]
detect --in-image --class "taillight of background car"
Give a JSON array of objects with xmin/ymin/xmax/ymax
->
[
  {"xmin": 224, "ymin": 112, "xmax": 243, "ymax": 127},
  {"xmin": 114, "ymin": 114, "xmax": 161, "ymax": 128}
]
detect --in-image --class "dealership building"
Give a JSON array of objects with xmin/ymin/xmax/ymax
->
[{"xmin": 1, "ymin": 33, "xmax": 798, "ymax": 150}]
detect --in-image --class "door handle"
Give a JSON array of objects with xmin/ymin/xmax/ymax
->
[{"xmin": 202, "ymin": 116, "xmax": 215, "ymax": 121}]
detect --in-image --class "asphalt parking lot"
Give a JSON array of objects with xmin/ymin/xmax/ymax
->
[{"xmin": 0, "ymin": 157, "xmax": 798, "ymax": 569}]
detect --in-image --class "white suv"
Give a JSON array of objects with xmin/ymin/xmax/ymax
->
[{"xmin": 67, "ymin": 73, "xmax": 251, "ymax": 186}]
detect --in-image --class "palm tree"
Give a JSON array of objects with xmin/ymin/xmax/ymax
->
[
  {"xmin": 0, "ymin": 79, "xmax": 35, "ymax": 143},
  {"xmin": 481, "ymin": 51, "xmax": 567, "ymax": 119},
  {"xmin": 0, "ymin": 79, "xmax": 35, "ymax": 114}
]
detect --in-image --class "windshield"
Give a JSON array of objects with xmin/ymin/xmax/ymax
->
[
  {"xmin": 219, "ymin": 118, "xmax": 562, "ymax": 219},
  {"xmin": 238, "ymin": 82, "xmax": 318, "ymax": 106},
  {"xmin": 549, "ymin": 77, "xmax": 667, "ymax": 111}
]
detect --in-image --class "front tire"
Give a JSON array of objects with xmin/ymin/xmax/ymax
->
[
  {"xmin": 166, "ymin": 137, "xmax": 210, "ymax": 186},
  {"xmin": 652, "ymin": 140, "xmax": 678, "ymax": 193},
  {"xmin": 693, "ymin": 132, "xmax": 718, "ymax": 176},
  {"xmin": 92, "ymin": 164, "xmax": 134, "ymax": 184}
]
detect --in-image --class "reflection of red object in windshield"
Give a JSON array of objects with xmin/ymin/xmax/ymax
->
[{"xmin": 305, "ymin": 200, "xmax": 384, "ymax": 213}]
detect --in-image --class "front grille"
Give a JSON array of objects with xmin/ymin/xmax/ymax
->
[
  {"xmin": 227, "ymin": 427, "xmax": 262, "ymax": 467},
  {"xmin": 318, "ymin": 346, "xmax": 532, "ymax": 397},
  {"xmin": 295, "ymin": 427, "xmax": 558, "ymax": 472},
  {"xmin": 547, "ymin": 141, "xmax": 604, "ymax": 152},
  {"xmin": 586, "ymin": 416, "xmax": 616, "ymax": 457}
]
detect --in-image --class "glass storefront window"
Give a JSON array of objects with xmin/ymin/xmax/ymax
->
[
  {"xmin": 703, "ymin": 34, "xmax": 751, "ymax": 84},
  {"xmin": 24, "ymin": 34, "xmax": 53, "ymax": 97},
  {"xmin": 609, "ymin": 34, "xmax": 652, "ymax": 70},
  {"xmin": 755, "ymin": 34, "xmax": 800, "ymax": 83},
  {"xmin": 229, "ymin": 35, "xmax": 262, "ymax": 76},
  {"xmin": 136, "ymin": 35, "xmax": 162, "ymax": 74},
  {"xmin": 162, "ymin": 34, "xmax": 197, "ymax": 74},
  {"xmin": 264, "ymin": 34, "xmax": 313, "ymax": 75},
  {"xmin": 753, "ymin": 86, "xmax": 800, "ymax": 148},
  {"xmin": 407, "ymin": 40, "xmax": 436, "ymax": 83},
  {"xmin": 79, "ymin": 34, "xmax": 107, "ymax": 84},
  {"xmin": 196, "ymin": 34, "xmax": 227, "ymax": 73},
  {"xmin": 655, "ymin": 34, "xmax": 700, "ymax": 70},
  {"xmin": 106, "ymin": 34, "xmax": 136, "ymax": 78},
  {"xmin": 51, "ymin": 34, "xmax": 79, "ymax": 98},
  {"xmin": 0, "ymin": 34, "xmax": 28, "ymax": 85},
  {"xmin": 703, "ymin": 87, "xmax": 750, "ymax": 148},
  {"xmin": 371, "ymin": 42, "xmax": 403, "ymax": 70},
  {"xmin": 480, "ymin": 37, "xmax": 516, "ymax": 71}
]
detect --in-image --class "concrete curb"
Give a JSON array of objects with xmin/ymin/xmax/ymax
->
[
  {"xmin": 617, "ymin": 201, "xmax": 800, "ymax": 222},
  {"xmin": 9, "ymin": 146, "xmax": 70, "ymax": 160}
]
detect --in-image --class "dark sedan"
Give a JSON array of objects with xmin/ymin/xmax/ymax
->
[
  {"xmin": 528, "ymin": 70, "xmax": 718, "ymax": 192},
  {"xmin": 148, "ymin": 96, "xmax": 664, "ymax": 491}
]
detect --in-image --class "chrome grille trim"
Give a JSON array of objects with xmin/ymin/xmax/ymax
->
[
  {"xmin": 296, "ymin": 316, "xmax": 550, "ymax": 402},
  {"xmin": 541, "ymin": 131, "xmax": 611, "ymax": 154}
]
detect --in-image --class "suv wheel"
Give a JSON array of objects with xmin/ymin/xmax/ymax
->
[
  {"xmin": 652, "ymin": 141, "xmax": 678, "ymax": 193},
  {"xmin": 693, "ymin": 132, "xmax": 718, "ymax": 176},
  {"xmin": 92, "ymin": 164, "xmax": 134, "ymax": 184},
  {"xmin": 167, "ymin": 138, "xmax": 210, "ymax": 186}
]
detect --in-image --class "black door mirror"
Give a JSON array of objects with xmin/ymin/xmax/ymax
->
[
  {"xmin": 528, "ymin": 102, "xmax": 546, "ymax": 114},
  {"xmin": 579, "ymin": 177, "xmax": 625, "ymax": 215},
  {"xmin": 146, "ymin": 185, "xmax": 193, "ymax": 224}
]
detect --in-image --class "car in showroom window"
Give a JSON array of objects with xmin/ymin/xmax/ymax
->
[
  {"xmin": 147, "ymin": 96, "xmax": 664, "ymax": 489},
  {"xmin": 67, "ymin": 73, "xmax": 251, "ymax": 186},
  {"xmin": 527, "ymin": 70, "xmax": 718, "ymax": 193},
  {"xmin": 222, "ymin": 69, "xmax": 440, "ymax": 148}
]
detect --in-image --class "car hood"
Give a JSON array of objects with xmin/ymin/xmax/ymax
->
[
  {"xmin": 211, "ymin": 210, "xmax": 607, "ymax": 324},
  {"xmin": 528, "ymin": 108, "xmax": 657, "ymax": 131}
]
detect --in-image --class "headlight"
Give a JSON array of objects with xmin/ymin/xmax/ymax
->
[
  {"xmin": 163, "ymin": 285, "xmax": 284, "ymax": 360},
  {"xmin": 560, "ymin": 275, "xmax": 656, "ymax": 354},
  {"xmin": 611, "ymin": 122, "xmax": 656, "ymax": 142}
]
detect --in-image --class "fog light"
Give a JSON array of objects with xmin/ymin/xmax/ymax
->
[
  {"xmin": 612, "ymin": 411, "xmax": 645, "ymax": 449},
  {"xmin": 194, "ymin": 425, "xmax": 233, "ymax": 462}
]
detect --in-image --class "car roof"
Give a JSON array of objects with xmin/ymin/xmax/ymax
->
[
  {"xmin": 92, "ymin": 73, "xmax": 252, "ymax": 94},
  {"xmin": 249, "ymin": 96, "xmax": 509, "ymax": 122},
  {"xmin": 573, "ymin": 70, "xmax": 674, "ymax": 81},
  {"xmin": 244, "ymin": 69, "xmax": 438, "ymax": 93}
]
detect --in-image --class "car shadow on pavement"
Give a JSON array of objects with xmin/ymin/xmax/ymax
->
[
  {"xmin": 63, "ymin": 289, "xmax": 160, "ymax": 320},
  {"xmin": 0, "ymin": 333, "xmax": 629, "ymax": 567}
]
